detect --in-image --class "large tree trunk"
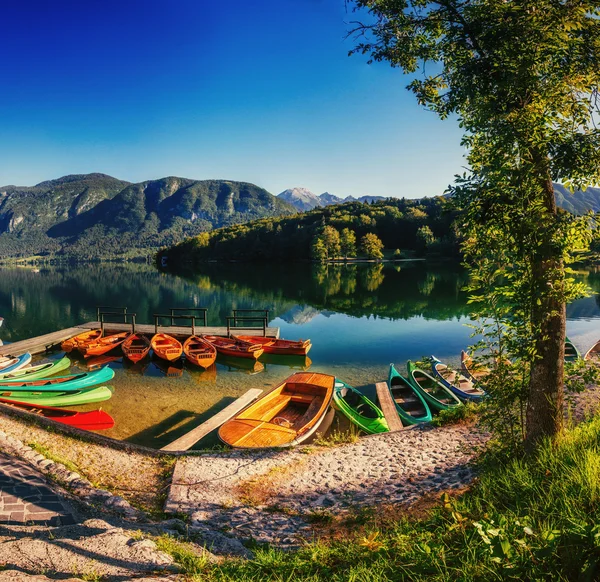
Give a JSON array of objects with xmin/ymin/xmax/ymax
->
[{"xmin": 525, "ymin": 170, "xmax": 566, "ymax": 451}]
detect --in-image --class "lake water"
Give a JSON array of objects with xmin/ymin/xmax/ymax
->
[{"xmin": 1, "ymin": 262, "xmax": 599, "ymax": 448}]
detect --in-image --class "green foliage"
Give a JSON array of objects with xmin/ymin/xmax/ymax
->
[
  {"xmin": 430, "ymin": 401, "xmax": 478, "ymax": 427},
  {"xmin": 360, "ymin": 232, "xmax": 384, "ymax": 260},
  {"xmin": 340, "ymin": 227, "xmax": 357, "ymax": 258}
]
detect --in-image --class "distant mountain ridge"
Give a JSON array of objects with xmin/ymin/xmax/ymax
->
[
  {"xmin": 0, "ymin": 174, "xmax": 295, "ymax": 259},
  {"xmin": 277, "ymin": 187, "xmax": 386, "ymax": 211}
]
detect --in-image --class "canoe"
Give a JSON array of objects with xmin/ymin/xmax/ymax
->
[
  {"xmin": 0, "ymin": 400, "xmax": 115, "ymax": 430},
  {"xmin": 0, "ymin": 386, "xmax": 113, "ymax": 407},
  {"xmin": 584, "ymin": 340, "xmax": 600, "ymax": 363},
  {"xmin": 460, "ymin": 351, "xmax": 490, "ymax": 382},
  {"xmin": 0, "ymin": 353, "xmax": 32, "ymax": 375},
  {"xmin": 183, "ymin": 335, "xmax": 217, "ymax": 369},
  {"xmin": 333, "ymin": 379, "xmax": 388, "ymax": 434},
  {"xmin": 79, "ymin": 332, "xmax": 131, "ymax": 358},
  {"xmin": 233, "ymin": 335, "xmax": 312, "ymax": 356},
  {"xmin": 565, "ymin": 337, "xmax": 581, "ymax": 362},
  {"xmin": 431, "ymin": 356, "xmax": 486, "ymax": 402},
  {"xmin": 203, "ymin": 335, "xmax": 263, "ymax": 360},
  {"xmin": 0, "ymin": 356, "xmax": 71, "ymax": 382},
  {"xmin": 151, "ymin": 333, "xmax": 183, "ymax": 362},
  {"xmin": 407, "ymin": 361, "xmax": 462, "ymax": 412},
  {"xmin": 61, "ymin": 329, "xmax": 102, "ymax": 353},
  {"xmin": 387, "ymin": 364, "xmax": 432, "ymax": 425},
  {"xmin": 218, "ymin": 372, "xmax": 334, "ymax": 448},
  {"xmin": 122, "ymin": 333, "xmax": 151, "ymax": 363},
  {"xmin": 0, "ymin": 366, "xmax": 114, "ymax": 391}
]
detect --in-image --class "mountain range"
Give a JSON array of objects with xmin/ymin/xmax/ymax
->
[{"xmin": 277, "ymin": 187, "xmax": 386, "ymax": 211}]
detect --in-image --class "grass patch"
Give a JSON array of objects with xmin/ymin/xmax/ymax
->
[
  {"xmin": 28, "ymin": 441, "xmax": 83, "ymax": 475},
  {"xmin": 313, "ymin": 425, "xmax": 360, "ymax": 447},
  {"xmin": 155, "ymin": 534, "xmax": 211, "ymax": 575},
  {"xmin": 183, "ymin": 412, "xmax": 600, "ymax": 581}
]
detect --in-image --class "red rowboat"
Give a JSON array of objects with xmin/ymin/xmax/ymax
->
[
  {"xmin": 122, "ymin": 334, "xmax": 151, "ymax": 363},
  {"xmin": 79, "ymin": 332, "xmax": 131, "ymax": 358},
  {"xmin": 183, "ymin": 335, "xmax": 217, "ymax": 369},
  {"xmin": 0, "ymin": 399, "xmax": 115, "ymax": 430},
  {"xmin": 234, "ymin": 335, "xmax": 311, "ymax": 356},
  {"xmin": 151, "ymin": 333, "xmax": 183, "ymax": 362},
  {"xmin": 203, "ymin": 335, "xmax": 264, "ymax": 360}
]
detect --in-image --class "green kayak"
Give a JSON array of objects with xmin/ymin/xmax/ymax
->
[
  {"xmin": 0, "ymin": 386, "xmax": 113, "ymax": 407},
  {"xmin": 333, "ymin": 379, "xmax": 388, "ymax": 434},
  {"xmin": 407, "ymin": 361, "xmax": 463, "ymax": 412},
  {"xmin": 388, "ymin": 364, "xmax": 433, "ymax": 425},
  {"xmin": 0, "ymin": 356, "xmax": 71, "ymax": 382},
  {"xmin": 0, "ymin": 366, "xmax": 114, "ymax": 391}
]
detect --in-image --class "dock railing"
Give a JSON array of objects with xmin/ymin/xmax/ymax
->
[
  {"xmin": 226, "ymin": 309, "xmax": 270, "ymax": 337},
  {"xmin": 99, "ymin": 312, "xmax": 137, "ymax": 334},
  {"xmin": 153, "ymin": 313, "xmax": 204, "ymax": 335},
  {"xmin": 96, "ymin": 306, "xmax": 128, "ymax": 323},
  {"xmin": 168, "ymin": 307, "xmax": 208, "ymax": 327}
]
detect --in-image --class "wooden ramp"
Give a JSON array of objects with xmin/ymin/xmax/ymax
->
[
  {"xmin": 160, "ymin": 388, "xmax": 263, "ymax": 452},
  {"xmin": 375, "ymin": 382, "xmax": 404, "ymax": 432},
  {"xmin": 0, "ymin": 326, "xmax": 89, "ymax": 358}
]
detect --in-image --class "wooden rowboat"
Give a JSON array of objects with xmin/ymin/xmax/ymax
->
[
  {"xmin": 460, "ymin": 350, "xmax": 490, "ymax": 382},
  {"xmin": 61, "ymin": 329, "xmax": 102, "ymax": 353},
  {"xmin": 565, "ymin": 337, "xmax": 581, "ymax": 362},
  {"xmin": 218, "ymin": 372, "xmax": 334, "ymax": 448},
  {"xmin": 0, "ymin": 356, "xmax": 71, "ymax": 382},
  {"xmin": 122, "ymin": 334, "xmax": 151, "ymax": 363},
  {"xmin": 203, "ymin": 335, "xmax": 263, "ymax": 360},
  {"xmin": 407, "ymin": 361, "xmax": 462, "ymax": 412},
  {"xmin": 183, "ymin": 335, "xmax": 217, "ymax": 369},
  {"xmin": 0, "ymin": 400, "xmax": 115, "ymax": 430},
  {"xmin": 151, "ymin": 333, "xmax": 183, "ymax": 362},
  {"xmin": 233, "ymin": 335, "xmax": 312, "ymax": 356},
  {"xmin": 79, "ymin": 332, "xmax": 131, "ymax": 358},
  {"xmin": 0, "ymin": 366, "xmax": 114, "ymax": 392},
  {"xmin": 387, "ymin": 364, "xmax": 432, "ymax": 425},
  {"xmin": 333, "ymin": 379, "xmax": 388, "ymax": 434},
  {"xmin": 584, "ymin": 340, "xmax": 600, "ymax": 363},
  {"xmin": 0, "ymin": 386, "xmax": 113, "ymax": 407},
  {"xmin": 431, "ymin": 356, "xmax": 486, "ymax": 402},
  {"xmin": 0, "ymin": 353, "xmax": 32, "ymax": 375}
]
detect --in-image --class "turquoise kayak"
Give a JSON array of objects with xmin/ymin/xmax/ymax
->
[
  {"xmin": 0, "ymin": 353, "xmax": 32, "ymax": 375},
  {"xmin": 407, "ymin": 361, "xmax": 462, "ymax": 412},
  {"xmin": 388, "ymin": 364, "xmax": 432, "ymax": 425},
  {"xmin": 0, "ymin": 366, "xmax": 114, "ymax": 391},
  {"xmin": 565, "ymin": 337, "xmax": 581, "ymax": 362},
  {"xmin": 0, "ymin": 386, "xmax": 113, "ymax": 406},
  {"xmin": 333, "ymin": 379, "xmax": 388, "ymax": 434},
  {"xmin": 0, "ymin": 356, "xmax": 71, "ymax": 382}
]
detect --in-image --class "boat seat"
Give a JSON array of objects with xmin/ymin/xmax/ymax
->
[
  {"xmin": 239, "ymin": 394, "xmax": 292, "ymax": 422},
  {"xmin": 291, "ymin": 396, "xmax": 324, "ymax": 430},
  {"xmin": 288, "ymin": 392, "xmax": 314, "ymax": 404}
]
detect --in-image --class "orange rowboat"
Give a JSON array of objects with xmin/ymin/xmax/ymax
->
[
  {"xmin": 183, "ymin": 335, "xmax": 217, "ymax": 369},
  {"xmin": 234, "ymin": 335, "xmax": 311, "ymax": 356},
  {"xmin": 203, "ymin": 335, "xmax": 263, "ymax": 360},
  {"xmin": 79, "ymin": 332, "xmax": 131, "ymax": 359},
  {"xmin": 218, "ymin": 372, "xmax": 334, "ymax": 449},
  {"xmin": 151, "ymin": 333, "xmax": 183, "ymax": 362},
  {"xmin": 61, "ymin": 329, "xmax": 102, "ymax": 353},
  {"xmin": 122, "ymin": 334, "xmax": 151, "ymax": 363}
]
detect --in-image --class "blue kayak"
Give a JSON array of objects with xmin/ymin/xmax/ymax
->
[
  {"xmin": 0, "ymin": 353, "xmax": 32, "ymax": 375},
  {"xmin": 431, "ymin": 356, "xmax": 486, "ymax": 402}
]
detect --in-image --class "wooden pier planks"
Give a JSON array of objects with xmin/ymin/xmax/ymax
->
[
  {"xmin": 160, "ymin": 388, "xmax": 264, "ymax": 451},
  {"xmin": 375, "ymin": 381, "xmax": 404, "ymax": 432},
  {"xmin": 0, "ymin": 326, "xmax": 88, "ymax": 358}
]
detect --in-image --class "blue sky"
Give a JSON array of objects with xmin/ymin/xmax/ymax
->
[{"xmin": 0, "ymin": 0, "xmax": 465, "ymax": 198}]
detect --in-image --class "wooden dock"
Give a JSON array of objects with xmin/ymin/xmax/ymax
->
[
  {"xmin": 161, "ymin": 388, "xmax": 263, "ymax": 452},
  {"xmin": 0, "ymin": 321, "xmax": 280, "ymax": 358},
  {"xmin": 375, "ymin": 381, "xmax": 404, "ymax": 432}
]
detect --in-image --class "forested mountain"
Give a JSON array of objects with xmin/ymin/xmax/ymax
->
[
  {"xmin": 0, "ymin": 174, "xmax": 295, "ymax": 259},
  {"xmin": 554, "ymin": 184, "xmax": 600, "ymax": 214}
]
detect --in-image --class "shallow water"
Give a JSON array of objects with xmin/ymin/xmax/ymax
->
[{"xmin": 0, "ymin": 262, "xmax": 599, "ymax": 448}]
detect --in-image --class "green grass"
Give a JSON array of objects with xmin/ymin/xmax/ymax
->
[{"xmin": 174, "ymin": 413, "xmax": 600, "ymax": 581}]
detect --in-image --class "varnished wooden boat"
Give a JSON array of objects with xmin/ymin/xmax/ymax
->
[
  {"xmin": 565, "ymin": 337, "xmax": 581, "ymax": 362},
  {"xmin": 0, "ymin": 400, "xmax": 115, "ymax": 430},
  {"xmin": 218, "ymin": 372, "xmax": 334, "ymax": 448},
  {"xmin": 0, "ymin": 353, "xmax": 32, "ymax": 374},
  {"xmin": 388, "ymin": 363, "xmax": 432, "ymax": 425},
  {"xmin": 407, "ymin": 361, "xmax": 462, "ymax": 412},
  {"xmin": 151, "ymin": 333, "xmax": 183, "ymax": 362},
  {"xmin": 203, "ymin": 335, "xmax": 263, "ymax": 360},
  {"xmin": 122, "ymin": 333, "xmax": 151, "ymax": 363},
  {"xmin": 79, "ymin": 332, "xmax": 131, "ymax": 358},
  {"xmin": 431, "ymin": 356, "xmax": 486, "ymax": 402},
  {"xmin": 183, "ymin": 335, "xmax": 217, "ymax": 369},
  {"xmin": 61, "ymin": 329, "xmax": 102, "ymax": 353},
  {"xmin": 584, "ymin": 340, "xmax": 600, "ymax": 363},
  {"xmin": 233, "ymin": 335, "xmax": 312, "ymax": 356},
  {"xmin": 460, "ymin": 350, "xmax": 490, "ymax": 382}
]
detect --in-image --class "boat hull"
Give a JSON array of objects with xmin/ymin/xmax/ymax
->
[
  {"xmin": 431, "ymin": 356, "xmax": 485, "ymax": 402},
  {"xmin": 0, "ymin": 366, "xmax": 114, "ymax": 392},
  {"xmin": 204, "ymin": 335, "xmax": 263, "ymax": 360},
  {"xmin": 183, "ymin": 335, "xmax": 217, "ymax": 369},
  {"xmin": 387, "ymin": 364, "xmax": 432, "ymax": 425},
  {"xmin": 0, "ymin": 356, "xmax": 71, "ymax": 382},
  {"xmin": 407, "ymin": 361, "xmax": 462, "ymax": 412},
  {"xmin": 151, "ymin": 333, "xmax": 183, "ymax": 362},
  {"xmin": 234, "ymin": 335, "xmax": 312, "ymax": 356},
  {"xmin": 0, "ymin": 386, "xmax": 113, "ymax": 406},
  {"xmin": 0, "ymin": 353, "xmax": 32, "ymax": 375},
  {"xmin": 80, "ymin": 332, "xmax": 131, "ymax": 358},
  {"xmin": 61, "ymin": 329, "xmax": 102, "ymax": 353},
  {"xmin": 122, "ymin": 334, "xmax": 151, "ymax": 363},
  {"xmin": 333, "ymin": 379, "xmax": 388, "ymax": 434}
]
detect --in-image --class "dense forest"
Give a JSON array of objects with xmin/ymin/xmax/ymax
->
[{"xmin": 159, "ymin": 196, "xmax": 461, "ymax": 264}]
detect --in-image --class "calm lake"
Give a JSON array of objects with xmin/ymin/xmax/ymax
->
[{"xmin": 1, "ymin": 262, "xmax": 599, "ymax": 448}]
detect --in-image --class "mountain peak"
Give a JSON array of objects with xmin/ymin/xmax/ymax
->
[{"xmin": 277, "ymin": 187, "xmax": 323, "ymax": 211}]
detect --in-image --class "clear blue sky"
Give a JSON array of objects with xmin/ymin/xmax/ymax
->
[{"xmin": 0, "ymin": 0, "xmax": 465, "ymax": 198}]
